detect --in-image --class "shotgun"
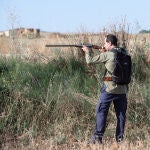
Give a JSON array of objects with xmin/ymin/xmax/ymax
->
[{"xmin": 45, "ymin": 44, "xmax": 103, "ymax": 50}]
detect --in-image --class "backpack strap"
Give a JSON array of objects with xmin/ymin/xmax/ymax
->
[
  {"xmin": 105, "ymin": 47, "xmax": 123, "ymax": 78},
  {"xmin": 111, "ymin": 47, "xmax": 128, "ymax": 55}
]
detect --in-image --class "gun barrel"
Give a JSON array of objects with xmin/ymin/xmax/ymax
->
[{"xmin": 45, "ymin": 44, "xmax": 78, "ymax": 47}]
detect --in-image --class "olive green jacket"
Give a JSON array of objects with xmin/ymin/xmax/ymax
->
[{"xmin": 85, "ymin": 47, "xmax": 128, "ymax": 94}]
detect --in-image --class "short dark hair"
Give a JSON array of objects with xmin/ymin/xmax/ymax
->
[{"xmin": 106, "ymin": 34, "xmax": 118, "ymax": 46}]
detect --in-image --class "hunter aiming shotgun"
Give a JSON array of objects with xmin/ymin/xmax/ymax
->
[{"xmin": 45, "ymin": 44, "xmax": 104, "ymax": 50}]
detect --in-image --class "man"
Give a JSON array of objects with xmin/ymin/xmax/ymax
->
[{"xmin": 82, "ymin": 34, "xmax": 128, "ymax": 144}]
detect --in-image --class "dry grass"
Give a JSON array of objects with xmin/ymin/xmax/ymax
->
[
  {"xmin": 0, "ymin": 32, "xmax": 150, "ymax": 60},
  {"xmin": 2, "ymin": 138, "xmax": 150, "ymax": 150}
]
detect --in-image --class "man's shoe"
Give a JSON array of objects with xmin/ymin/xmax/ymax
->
[
  {"xmin": 116, "ymin": 138, "xmax": 123, "ymax": 143},
  {"xmin": 91, "ymin": 135, "xmax": 102, "ymax": 144}
]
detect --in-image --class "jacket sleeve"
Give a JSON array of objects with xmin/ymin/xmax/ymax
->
[{"xmin": 85, "ymin": 51, "xmax": 108, "ymax": 64}]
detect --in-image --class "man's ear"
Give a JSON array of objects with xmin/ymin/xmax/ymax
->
[{"xmin": 109, "ymin": 41, "xmax": 112, "ymax": 46}]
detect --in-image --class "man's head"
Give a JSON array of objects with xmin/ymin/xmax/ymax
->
[{"xmin": 104, "ymin": 34, "xmax": 118, "ymax": 51}]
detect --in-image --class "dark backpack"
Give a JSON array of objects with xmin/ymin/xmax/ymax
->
[{"xmin": 110, "ymin": 48, "xmax": 132, "ymax": 85}]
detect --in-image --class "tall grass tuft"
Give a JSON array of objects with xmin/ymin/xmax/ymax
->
[{"xmin": 0, "ymin": 57, "xmax": 98, "ymax": 145}]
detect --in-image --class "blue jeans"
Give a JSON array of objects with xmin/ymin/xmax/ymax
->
[{"xmin": 93, "ymin": 84, "xmax": 127, "ymax": 141}]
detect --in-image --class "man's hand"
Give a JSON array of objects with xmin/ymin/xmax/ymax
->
[
  {"xmin": 82, "ymin": 46, "xmax": 90, "ymax": 52},
  {"xmin": 99, "ymin": 47, "xmax": 106, "ymax": 52}
]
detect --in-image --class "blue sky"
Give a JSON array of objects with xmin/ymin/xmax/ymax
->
[{"xmin": 0, "ymin": 0, "xmax": 150, "ymax": 33}]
